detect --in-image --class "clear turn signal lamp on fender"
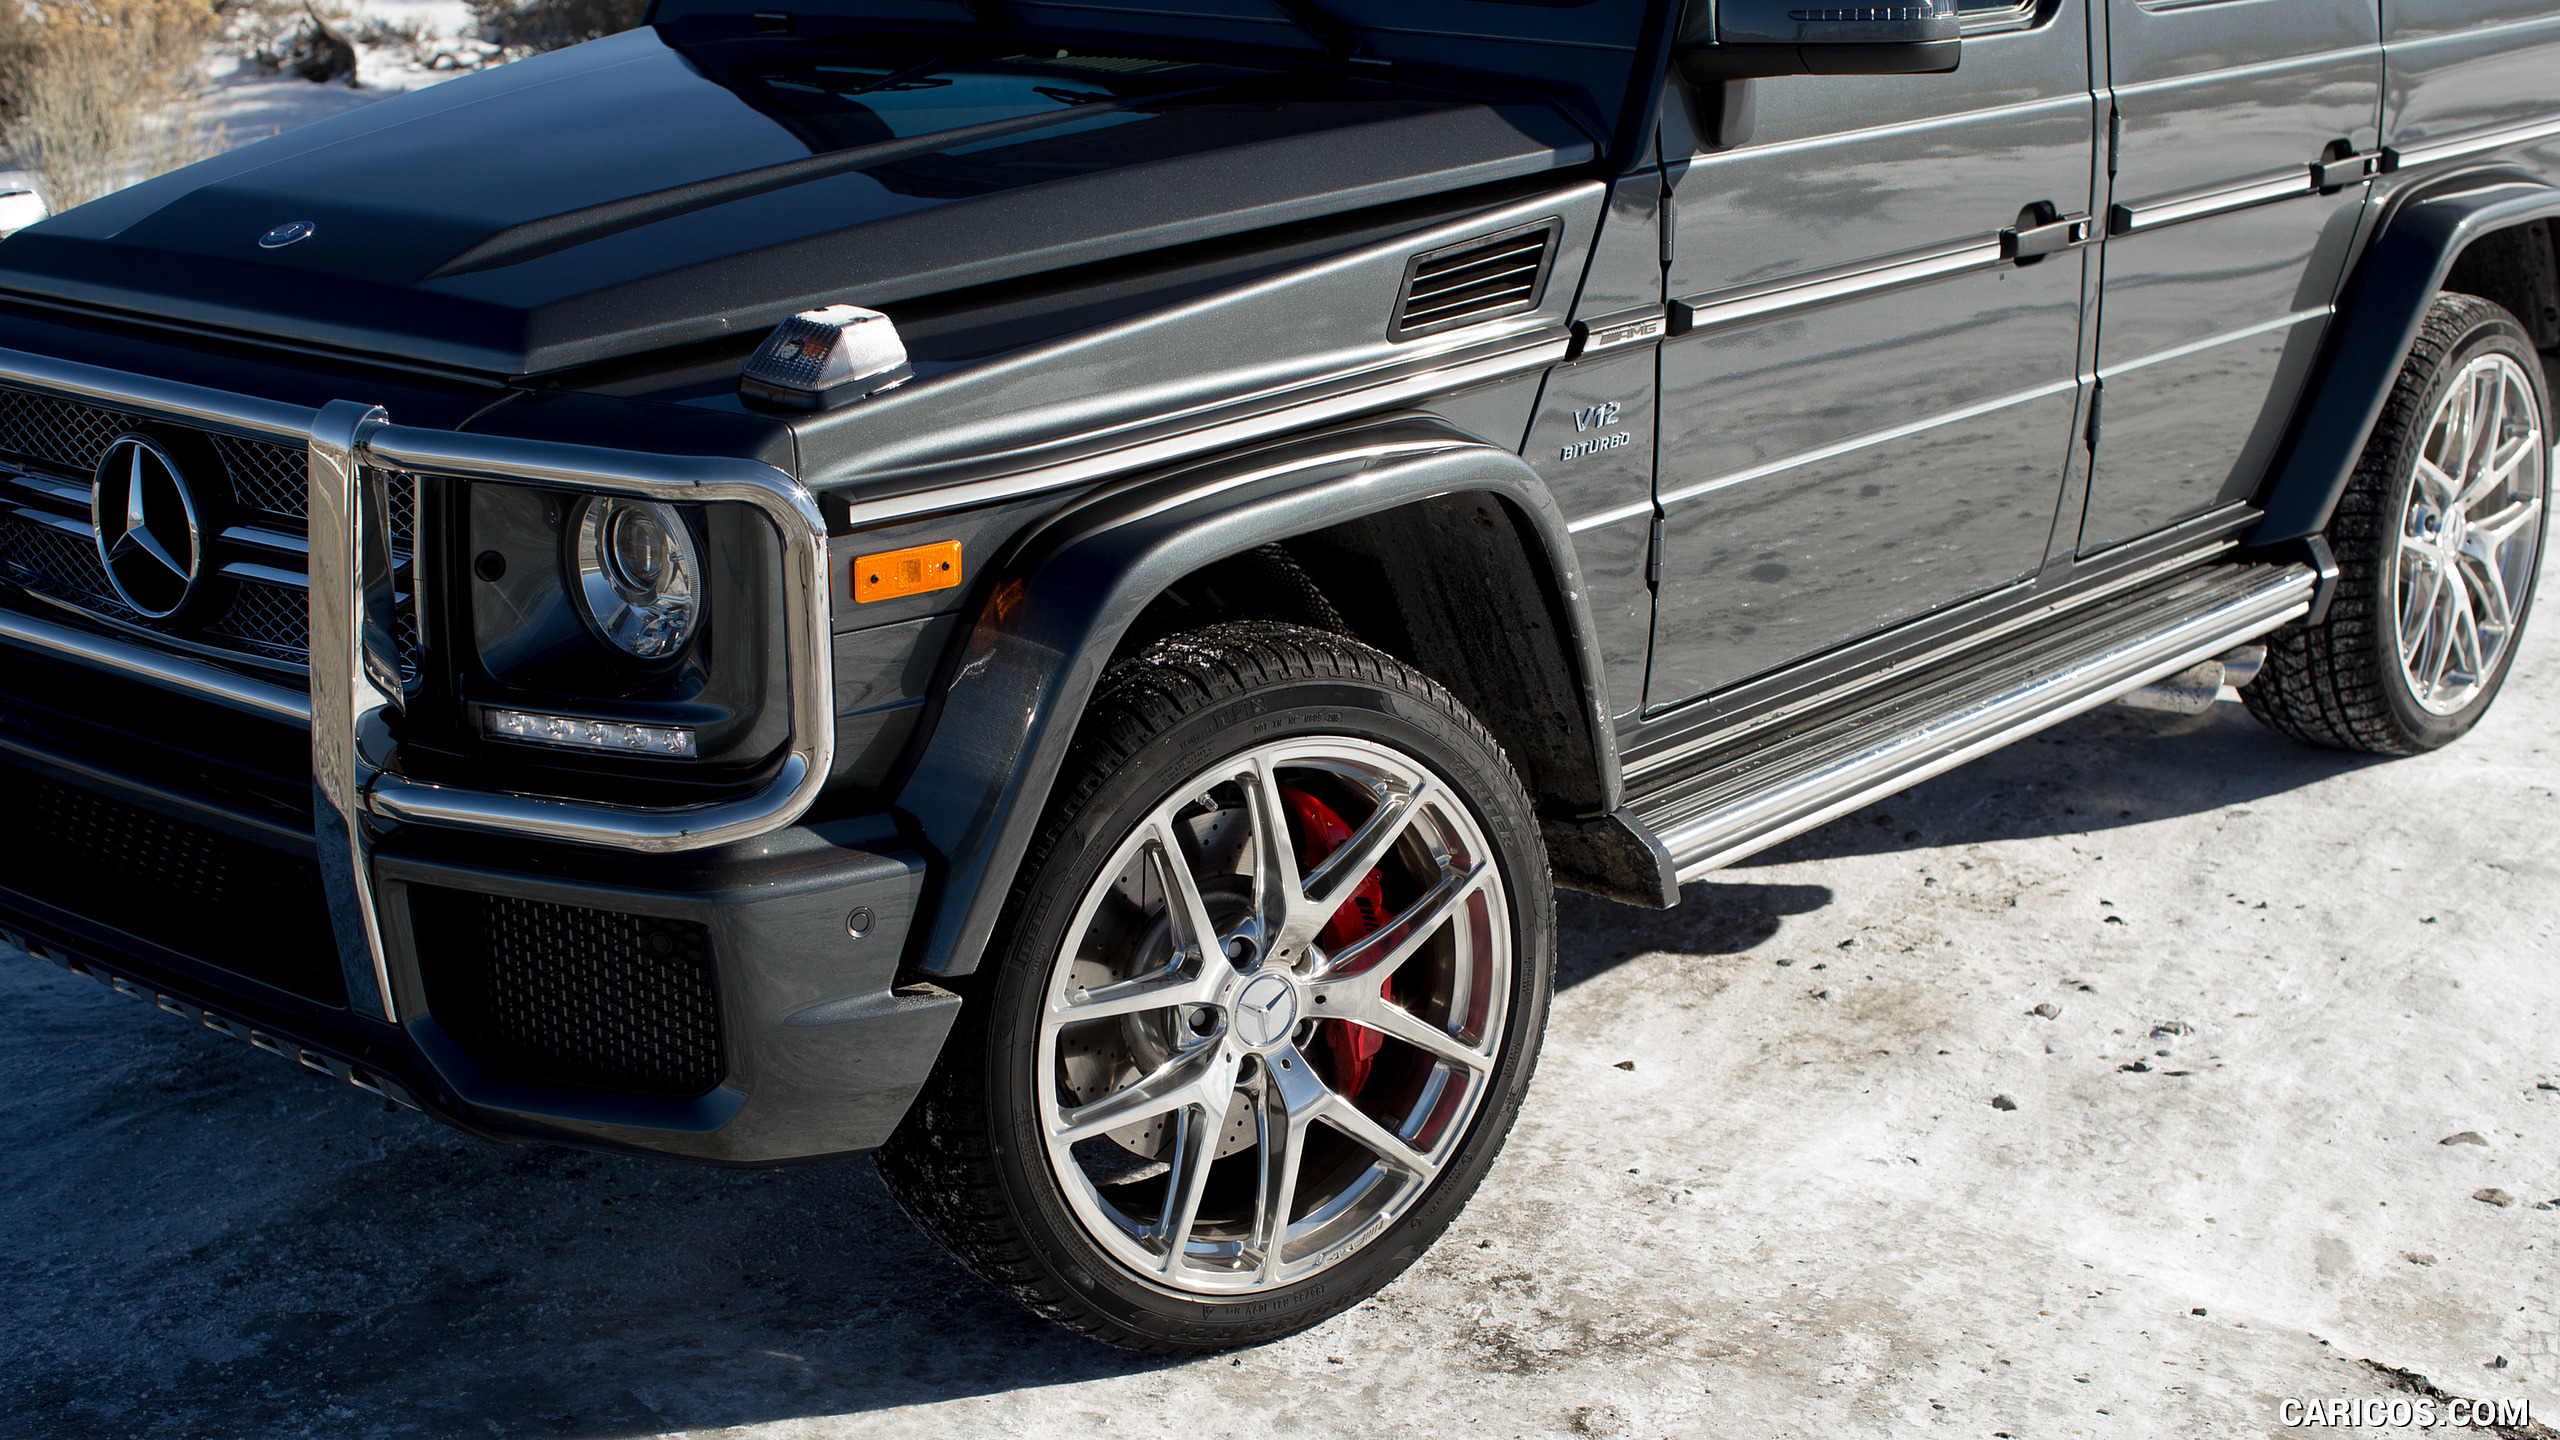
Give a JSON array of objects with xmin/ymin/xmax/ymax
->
[
  {"xmin": 484, "ymin": 707, "xmax": 698, "ymax": 758},
  {"xmin": 740, "ymin": 304, "xmax": 913, "ymax": 409}
]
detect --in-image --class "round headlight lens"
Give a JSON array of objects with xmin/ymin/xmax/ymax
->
[{"xmin": 571, "ymin": 497, "xmax": 700, "ymax": 659}]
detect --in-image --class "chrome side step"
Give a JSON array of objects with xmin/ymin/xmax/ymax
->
[{"xmin": 1632, "ymin": 564, "xmax": 2316, "ymax": 882}]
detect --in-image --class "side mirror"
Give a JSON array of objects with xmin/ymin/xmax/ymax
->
[{"xmin": 1677, "ymin": 0, "xmax": 1962, "ymax": 82}]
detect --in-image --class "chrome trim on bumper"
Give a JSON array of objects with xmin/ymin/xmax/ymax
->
[{"xmin": 0, "ymin": 605, "xmax": 311, "ymax": 724}]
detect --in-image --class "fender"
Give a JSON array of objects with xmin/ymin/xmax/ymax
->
[
  {"xmin": 2247, "ymin": 171, "xmax": 2560, "ymax": 545},
  {"xmin": 889, "ymin": 415, "xmax": 1624, "ymax": 980}
]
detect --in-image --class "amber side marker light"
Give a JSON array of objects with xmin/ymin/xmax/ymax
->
[{"xmin": 855, "ymin": 540, "xmax": 962, "ymax": 602}]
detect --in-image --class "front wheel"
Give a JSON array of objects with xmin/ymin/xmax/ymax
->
[{"xmin": 877, "ymin": 621, "xmax": 1555, "ymax": 1351}]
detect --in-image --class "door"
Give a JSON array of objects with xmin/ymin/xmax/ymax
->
[
  {"xmin": 2383, "ymin": 0, "xmax": 2560, "ymax": 204},
  {"xmin": 1648, "ymin": 0, "xmax": 2099, "ymax": 710},
  {"xmin": 2078, "ymin": 0, "xmax": 2383, "ymax": 555}
]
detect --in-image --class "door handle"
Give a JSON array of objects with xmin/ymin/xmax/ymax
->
[
  {"xmin": 2001, "ymin": 209, "xmax": 2094, "ymax": 263},
  {"xmin": 2310, "ymin": 147, "xmax": 2387, "ymax": 191}
]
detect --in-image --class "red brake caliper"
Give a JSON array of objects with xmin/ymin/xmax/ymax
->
[{"xmin": 1277, "ymin": 784, "xmax": 1395, "ymax": 1097}]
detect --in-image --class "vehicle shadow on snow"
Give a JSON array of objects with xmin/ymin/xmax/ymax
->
[
  {"xmin": 4, "ymin": 704, "xmax": 2391, "ymax": 1439},
  {"xmin": 6, "ymin": 1053, "xmax": 1178, "ymax": 1437}
]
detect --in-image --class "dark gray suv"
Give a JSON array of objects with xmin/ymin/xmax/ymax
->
[{"xmin": 0, "ymin": 0, "xmax": 2550, "ymax": 1351}]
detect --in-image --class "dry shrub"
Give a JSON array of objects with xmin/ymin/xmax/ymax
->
[
  {"xmin": 228, "ymin": 0, "xmax": 398, "ymax": 81},
  {"xmin": 468, "ymin": 0, "xmax": 642, "ymax": 57},
  {"xmin": 0, "ymin": 3, "xmax": 41, "ymax": 133},
  {"xmin": 3, "ymin": 0, "xmax": 226, "ymax": 213}
]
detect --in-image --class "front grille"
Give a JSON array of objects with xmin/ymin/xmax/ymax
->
[
  {"xmin": 411, "ymin": 888, "xmax": 724, "ymax": 1099},
  {"xmin": 210, "ymin": 431, "xmax": 309, "ymax": 519},
  {"xmin": 203, "ymin": 580, "xmax": 309, "ymax": 664},
  {"xmin": 0, "ymin": 765, "xmax": 347, "ymax": 1007},
  {"xmin": 0, "ymin": 384, "xmax": 133, "ymax": 473},
  {"xmin": 0, "ymin": 510, "xmax": 136, "ymax": 619},
  {"xmin": 0, "ymin": 382, "xmax": 421, "ymax": 677}
]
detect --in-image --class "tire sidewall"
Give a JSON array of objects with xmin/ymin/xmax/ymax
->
[
  {"xmin": 2371, "ymin": 310, "xmax": 2551, "ymax": 747},
  {"xmin": 978, "ymin": 671, "xmax": 1553, "ymax": 1347}
]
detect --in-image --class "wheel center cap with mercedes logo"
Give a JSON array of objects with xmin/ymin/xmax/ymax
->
[
  {"xmin": 92, "ymin": 434, "xmax": 204, "ymax": 619},
  {"xmin": 1231, "ymin": 972, "xmax": 1300, "ymax": 1048}
]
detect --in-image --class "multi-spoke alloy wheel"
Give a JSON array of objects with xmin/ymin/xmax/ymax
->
[
  {"xmin": 2247, "ymin": 292, "xmax": 2551, "ymax": 753},
  {"xmin": 2391, "ymin": 351, "xmax": 2545, "ymax": 715},
  {"xmin": 878, "ymin": 622, "xmax": 1554, "ymax": 1351},
  {"xmin": 1040, "ymin": 737, "xmax": 1508, "ymax": 1294}
]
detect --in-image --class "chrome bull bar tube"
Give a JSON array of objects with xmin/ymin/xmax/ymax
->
[
  {"xmin": 348, "ymin": 422, "xmax": 836, "ymax": 853},
  {"xmin": 310, "ymin": 418, "xmax": 837, "ymax": 1019},
  {"xmin": 308, "ymin": 401, "xmax": 403, "ymax": 1021},
  {"xmin": 0, "ymin": 347, "xmax": 840, "ymax": 1019}
]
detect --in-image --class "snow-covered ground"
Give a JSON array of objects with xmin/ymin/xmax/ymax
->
[
  {"xmin": 3, "ymin": 554, "xmax": 2554, "ymax": 1438},
  {"xmin": 1, "ymin": 0, "xmax": 487, "ymax": 231},
  {"xmin": 194, "ymin": 0, "xmax": 483, "ymax": 147}
]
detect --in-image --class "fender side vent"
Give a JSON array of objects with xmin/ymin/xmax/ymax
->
[{"xmin": 1389, "ymin": 218, "xmax": 1562, "ymax": 341}]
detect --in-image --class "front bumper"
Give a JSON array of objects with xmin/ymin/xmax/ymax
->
[
  {"xmin": 0, "ymin": 732, "xmax": 957, "ymax": 1163},
  {"xmin": 0, "ymin": 344, "xmax": 956, "ymax": 1164}
]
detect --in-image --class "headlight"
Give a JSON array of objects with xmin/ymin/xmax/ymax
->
[{"xmin": 570, "ymin": 496, "xmax": 701, "ymax": 659}]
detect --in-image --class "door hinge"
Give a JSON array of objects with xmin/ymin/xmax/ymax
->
[
  {"xmin": 2106, "ymin": 108, "xmax": 2120, "ymax": 177},
  {"xmin": 1660, "ymin": 201, "xmax": 1677, "ymax": 269},
  {"xmin": 2085, "ymin": 379, "xmax": 2105, "ymax": 452},
  {"xmin": 1646, "ymin": 514, "xmax": 1665, "ymax": 588}
]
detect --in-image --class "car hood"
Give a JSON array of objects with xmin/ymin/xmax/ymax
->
[{"xmin": 0, "ymin": 26, "xmax": 1593, "ymax": 378}]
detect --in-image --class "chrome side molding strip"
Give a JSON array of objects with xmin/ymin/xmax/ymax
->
[
  {"xmin": 0, "ymin": 606, "xmax": 311, "ymax": 724},
  {"xmin": 2110, "ymin": 114, "xmax": 2560, "ymax": 237},
  {"xmin": 1673, "ymin": 238, "xmax": 2007, "ymax": 337},
  {"xmin": 1659, "ymin": 567, "xmax": 2317, "ymax": 881},
  {"xmin": 2109, "ymin": 170, "xmax": 2317, "ymax": 236},
  {"xmin": 2386, "ymin": 114, "xmax": 2560, "ymax": 172}
]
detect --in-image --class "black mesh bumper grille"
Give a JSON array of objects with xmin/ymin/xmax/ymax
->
[
  {"xmin": 0, "ymin": 385, "xmax": 308, "ymax": 518},
  {"xmin": 0, "ymin": 765, "xmax": 347, "ymax": 1006},
  {"xmin": 411, "ymin": 888, "xmax": 724, "ymax": 1098}
]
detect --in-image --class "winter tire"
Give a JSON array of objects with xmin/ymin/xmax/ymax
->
[
  {"xmin": 876, "ymin": 621, "xmax": 1556, "ymax": 1351},
  {"xmin": 2247, "ymin": 292, "xmax": 2549, "ymax": 752}
]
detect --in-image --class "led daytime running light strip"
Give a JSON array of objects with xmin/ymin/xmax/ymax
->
[{"xmin": 484, "ymin": 707, "xmax": 698, "ymax": 757}]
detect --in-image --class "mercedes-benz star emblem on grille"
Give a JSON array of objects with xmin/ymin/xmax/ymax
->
[
  {"xmin": 91, "ymin": 434, "xmax": 204, "ymax": 619},
  {"xmin": 257, "ymin": 219, "xmax": 314, "ymax": 248}
]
